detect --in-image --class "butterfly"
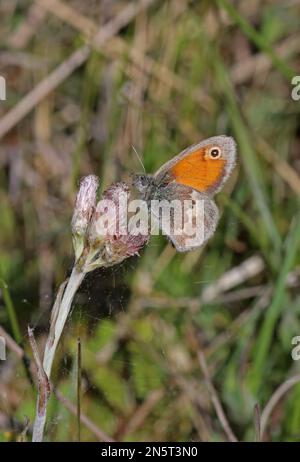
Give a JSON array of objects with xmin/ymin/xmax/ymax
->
[{"xmin": 133, "ymin": 135, "xmax": 237, "ymax": 252}]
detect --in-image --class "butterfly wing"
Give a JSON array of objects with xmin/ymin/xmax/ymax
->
[
  {"xmin": 151, "ymin": 183, "xmax": 219, "ymax": 252},
  {"xmin": 154, "ymin": 135, "xmax": 236, "ymax": 196}
]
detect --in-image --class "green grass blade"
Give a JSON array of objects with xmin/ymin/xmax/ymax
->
[
  {"xmin": 0, "ymin": 278, "xmax": 22, "ymax": 344},
  {"xmin": 249, "ymin": 213, "xmax": 300, "ymax": 395},
  {"xmin": 216, "ymin": 0, "xmax": 295, "ymax": 81}
]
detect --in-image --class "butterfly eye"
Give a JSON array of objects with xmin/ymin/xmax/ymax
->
[
  {"xmin": 140, "ymin": 175, "xmax": 148, "ymax": 186},
  {"xmin": 208, "ymin": 147, "xmax": 221, "ymax": 159}
]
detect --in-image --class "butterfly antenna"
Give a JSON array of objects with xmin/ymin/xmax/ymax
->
[{"xmin": 132, "ymin": 145, "xmax": 146, "ymax": 173}]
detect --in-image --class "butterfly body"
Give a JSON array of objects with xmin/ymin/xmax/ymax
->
[{"xmin": 133, "ymin": 135, "xmax": 237, "ymax": 252}]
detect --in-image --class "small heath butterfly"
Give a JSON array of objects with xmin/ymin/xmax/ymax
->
[{"xmin": 133, "ymin": 135, "xmax": 237, "ymax": 252}]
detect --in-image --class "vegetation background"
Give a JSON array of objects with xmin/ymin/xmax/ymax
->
[{"xmin": 0, "ymin": 0, "xmax": 300, "ymax": 442}]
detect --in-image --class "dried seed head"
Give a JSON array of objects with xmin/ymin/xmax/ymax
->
[{"xmin": 72, "ymin": 175, "xmax": 99, "ymax": 261}]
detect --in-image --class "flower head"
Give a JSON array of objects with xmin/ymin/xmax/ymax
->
[{"xmin": 72, "ymin": 178, "xmax": 149, "ymax": 272}]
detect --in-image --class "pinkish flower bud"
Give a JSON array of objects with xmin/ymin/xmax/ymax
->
[
  {"xmin": 72, "ymin": 175, "xmax": 99, "ymax": 261},
  {"xmin": 81, "ymin": 182, "xmax": 149, "ymax": 272},
  {"xmin": 88, "ymin": 182, "xmax": 129, "ymax": 249}
]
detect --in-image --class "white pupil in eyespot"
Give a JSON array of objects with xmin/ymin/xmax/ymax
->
[{"xmin": 210, "ymin": 148, "xmax": 220, "ymax": 158}]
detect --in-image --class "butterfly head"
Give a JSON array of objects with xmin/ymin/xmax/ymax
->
[{"xmin": 132, "ymin": 173, "xmax": 156, "ymax": 200}]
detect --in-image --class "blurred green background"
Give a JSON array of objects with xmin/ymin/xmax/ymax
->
[{"xmin": 0, "ymin": 0, "xmax": 300, "ymax": 442}]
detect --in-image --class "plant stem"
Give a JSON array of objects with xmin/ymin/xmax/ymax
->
[
  {"xmin": 32, "ymin": 265, "xmax": 85, "ymax": 442},
  {"xmin": 43, "ymin": 265, "xmax": 85, "ymax": 378}
]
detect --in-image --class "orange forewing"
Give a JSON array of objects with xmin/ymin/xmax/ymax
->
[{"xmin": 170, "ymin": 145, "xmax": 226, "ymax": 193}]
